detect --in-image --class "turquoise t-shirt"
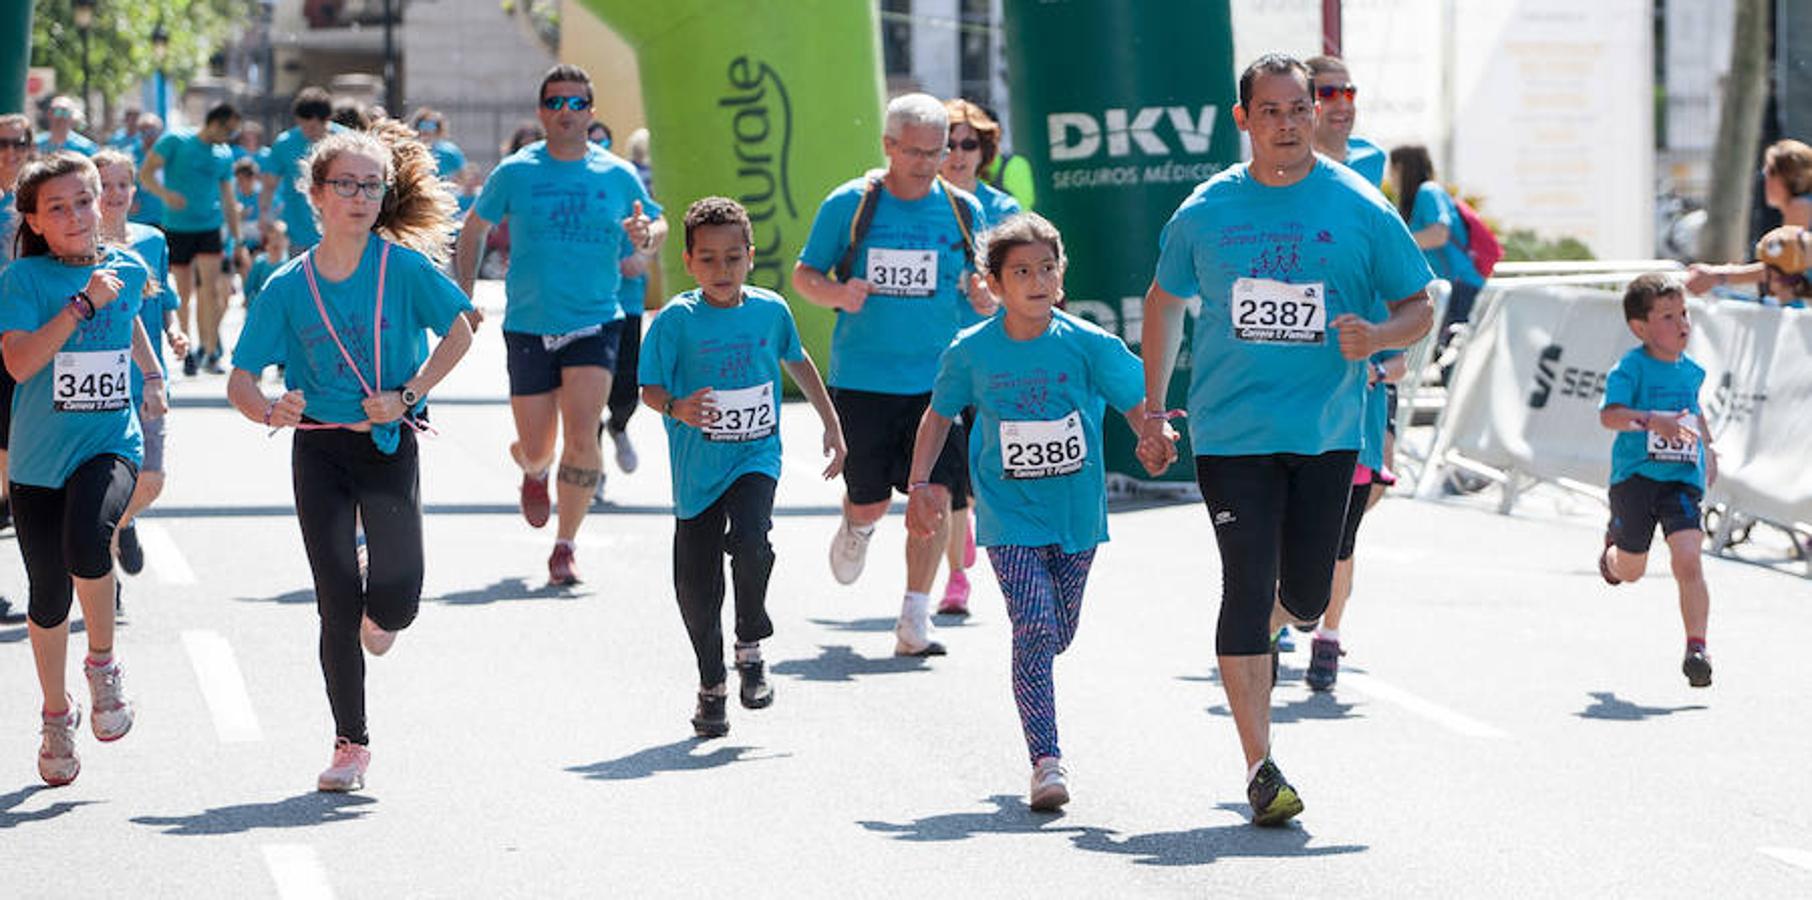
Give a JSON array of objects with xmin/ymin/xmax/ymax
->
[
  {"xmin": 245, "ymin": 252, "xmax": 281, "ymax": 306},
  {"xmin": 972, "ymin": 180, "xmax": 1023, "ymax": 229},
  {"xmin": 36, "ymin": 133, "xmax": 98, "ymax": 157},
  {"xmin": 232, "ymin": 239, "xmax": 473, "ymax": 446},
  {"xmin": 236, "ymin": 185, "xmax": 263, "ymax": 245},
  {"xmin": 798, "ymin": 176, "xmax": 985, "ymax": 393},
  {"xmin": 1359, "ymin": 349, "xmax": 1402, "ymax": 471},
  {"xmin": 152, "ymin": 130, "xmax": 233, "ymax": 233},
  {"xmin": 1343, "ymin": 137, "xmax": 1386, "ymax": 188},
  {"xmin": 128, "ymin": 140, "xmax": 167, "ymax": 228},
  {"xmin": 637, "ymin": 286, "xmax": 805, "ymax": 519},
  {"xmin": 473, "ymin": 142, "xmax": 660, "ymax": 335},
  {"xmin": 262, "ymin": 123, "xmax": 347, "ymax": 250},
  {"xmin": 1407, "ymin": 182, "xmax": 1484, "ymax": 288},
  {"xmin": 0, "ymin": 250, "xmax": 149, "ymax": 486},
  {"xmin": 617, "ymin": 231, "xmax": 648, "ymax": 317},
  {"xmin": 1601, "ymin": 346, "xmax": 1707, "ymax": 490},
  {"xmin": 1155, "ymin": 159, "xmax": 1433, "ymax": 456},
  {"xmin": 930, "ymin": 311, "xmax": 1144, "ymax": 553},
  {"xmin": 431, "ymin": 140, "xmax": 467, "ymax": 179},
  {"xmin": 127, "ymin": 223, "xmax": 178, "ymax": 395}
]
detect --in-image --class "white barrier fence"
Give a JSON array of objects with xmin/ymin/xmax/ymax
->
[{"xmin": 1415, "ymin": 280, "xmax": 1812, "ymax": 573}]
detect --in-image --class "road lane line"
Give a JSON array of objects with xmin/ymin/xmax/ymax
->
[
  {"xmin": 182, "ymin": 630, "xmax": 263, "ymax": 743},
  {"xmin": 1337, "ymin": 671, "xmax": 1510, "ymax": 739},
  {"xmin": 1759, "ymin": 847, "xmax": 1812, "ymax": 872},
  {"xmin": 262, "ymin": 844, "xmax": 335, "ymax": 900},
  {"xmin": 137, "ymin": 522, "xmax": 197, "ymax": 585}
]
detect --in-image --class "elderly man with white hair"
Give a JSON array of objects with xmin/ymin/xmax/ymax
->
[{"xmin": 793, "ymin": 92, "xmax": 991, "ymax": 657}]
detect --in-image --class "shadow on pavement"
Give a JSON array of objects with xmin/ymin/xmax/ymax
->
[
  {"xmin": 1066, "ymin": 805, "xmax": 1367, "ymax": 867},
  {"xmin": 771, "ymin": 645, "xmax": 934, "ymax": 682},
  {"xmin": 0, "ymin": 619, "xmax": 86, "ymax": 644},
  {"xmin": 236, "ymin": 587, "xmax": 317, "ymax": 605},
  {"xmin": 433, "ymin": 577, "xmax": 587, "ymax": 605},
  {"xmin": 567, "ymin": 738, "xmax": 788, "ymax": 782},
  {"xmin": 1576, "ymin": 691, "xmax": 1709, "ymax": 721},
  {"xmin": 858, "ymin": 794, "xmax": 1089, "ymax": 842},
  {"xmin": 808, "ymin": 617, "xmax": 896, "ymax": 633},
  {"xmin": 0, "ymin": 784, "xmax": 100, "ymax": 829},
  {"xmin": 1207, "ymin": 690, "xmax": 1364, "ymax": 724},
  {"xmin": 131, "ymin": 792, "xmax": 376, "ymax": 835}
]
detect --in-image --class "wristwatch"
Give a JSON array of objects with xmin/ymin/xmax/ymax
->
[{"xmin": 400, "ymin": 385, "xmax": 421, "ymax": 406}]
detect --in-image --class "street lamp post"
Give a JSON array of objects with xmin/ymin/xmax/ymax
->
[{"xmin": 73, "ymin": 0, "xmax": 94, "ymax": 121}]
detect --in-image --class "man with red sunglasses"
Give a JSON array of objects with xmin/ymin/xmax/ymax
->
[
  {"xmin": 1306, "ymin": 56, "xmax": 1385, "ymax": 189},
  {"xmin": 457, "ymin": 64, "xmax": 667, "ymax": 586}
]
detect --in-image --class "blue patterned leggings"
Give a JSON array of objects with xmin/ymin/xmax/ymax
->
[{"xmin": 986, "ymin": 545, "xmax": 1097, "ymax": 765}]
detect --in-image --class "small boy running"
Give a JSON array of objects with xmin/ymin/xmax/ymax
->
[
  {"xmin": 1597, "ymin": 272, "xmax": 1717, "ymax": 687},
  {"xmin": 905, "ymin": 212, "xmax": 1160, "ymax": 811},
  {"xmin": 639, "ymin": 197, "xmax": 846, "ymax": 737}
]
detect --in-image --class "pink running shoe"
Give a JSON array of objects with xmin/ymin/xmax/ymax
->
[
  {"xmin": 937, "ymin": 569, "xmax": 972, "ymax": 616},
  {"xmin": 360, "ymin": 615, "xmax": 396, "ymax": 656},
  {"xmin": 317, "ymin": 737, "xmax": 370, "ymax": 792},
  {"xmin": 38, "ymin": 697, "xmax": 81, "ymax": 787},
  {"xmin": 549, "ymin": 543, "xmax": 580, "ymax": 586},
  {"xmin": 83, "ymin": 657, "xmax": 134, "ymax": 742},
  {"xmin": 511, "ymin": 443, "xmax": 551, "ymax": 528}
]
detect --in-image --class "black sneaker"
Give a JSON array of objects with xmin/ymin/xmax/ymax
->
[
  {"xmin": 737, "ymin": 660, "xmax": 774, "ymax": 710},
  {"xmin": 1683, "ymin": 650, "xmax": 1712, "ymax": 688},
  {"xmin": 1247, "ymin": 758, "xmax": 1304, "ymax": 827},
  {"xmin": 182, "ymin": 351, "xmax": 198, "ymax": 377},
  {"xmin": 116, "ymin": 524, "xmax": 145, "ymax": 576},
  {"xmin": 204, "ymin": 350, "xmax": 226, "ymax": 375},
  {"xmin": 691, "ymin": 691, "xmax": 729, "ymax": 738},
  {"xmin": 0, "ymin": 596, "xmax": 25, "ymax": 624},
  {"xmin": 1305, "ymin": 637, "xmax": 1342, "ymax": 691}
]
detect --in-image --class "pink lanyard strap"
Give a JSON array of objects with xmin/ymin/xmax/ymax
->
[{"xmin": 294, "ymin": 241, "xmax": 430, "ymax": 435}]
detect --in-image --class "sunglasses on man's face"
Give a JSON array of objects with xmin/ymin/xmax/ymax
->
[
  {"xmin": 1315, "ymin": 83, "xmax": 1357, "ymax": 102},
  {"xmin": 947, "ymin": 138, "xmax": 981, "ymax": 152},
  {"xmin": 541, "ymin": 96, "xmax": 593, "ymax": 112}
]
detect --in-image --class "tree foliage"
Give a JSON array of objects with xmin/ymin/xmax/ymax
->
[{"xmin": 30, "ymin": 0, "xmax": 255, "ymax": 114}]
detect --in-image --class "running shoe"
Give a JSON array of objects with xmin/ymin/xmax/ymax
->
[
  {"xmin": 182, "ymin": 351, "xmax": 198, "ymax": 377},
  {"xmin": 1683, "ymin": 649, "xmax": 1713, "ymax": 688},
  {"xmin": 360, "ymin": 615, "xmax": 396, "ymax": 657},
  {"xmin": 1275, "ymin": 626, "xmax": 1296, "ymax": 653},
  {"xmin": 317, "ymin": 737, "xmax": 370, "ymax": 792},
  {"xmin": 0, "ymin": 595, "xmax": 25, "ymax": 624},
  {"xmin": 610, "ymin": 428, "xmax": 639, "ymax": 474},
  {"xmin": 116, "ymin": 524, "xmax": 144, "ymax": 576},
  {"xmin": 937, "ymin": 569, "xmax": 972, "ymax": 616},
  {"xmin": 828, "ymin": 519, "xmax": 872, "ymax": 585},
  {"xmin": 83, "ymin": 657, "xmax": 134, "ymax": 742},
  {"xmin": 38, "ymin": 698, "xmax": 81, "ymax": 786},
  {"xmin": 1029, "ymin": 756, "xmax": 1070, "ymax": 812},
  {"xmin": 549, "ymin": 542, "xmax": 580, "ymax": 586},
  {"xmin": 1247, "ymin": 758, "xmax": 1304, "ymax": 827},
  {"xmin": 1305, "ymin": 637, "xmax": 1342, "ymax": 692},
  {"xmin": 1598, "ymin": 532, "xmax": 1622, "ymax": 586},
  {"xmin": 894, "ymin": 599, "xmax": 947, "ymax": 658},
  {"xmin": 510, "ymin": 443, "xmax": 551, "ymax": 528},
  {"xmin": 737, "ymin": 659, "xmax": 774, "ymax": 710},
  {"xmin": 691, "ymin": 690, "xmax": 729, "ymax": 738},
  {"xmin": 204, "ymin": 350, "xmax": 225, "ymax": 375}
]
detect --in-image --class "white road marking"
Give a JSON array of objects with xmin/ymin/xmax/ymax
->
[
  {"xmin": 181, "ymin": 630, "xmax": 263, "ymax": 743},
  {"xmin": 261, "ymin": 844, "xmax": 335, "ymax": 900},
  {"xmin": 1759, "ymin": 847, "xmax": 1812, "ymax": 872},
  {"xmin": 1338, "ymin": 671, "xmax": 1510, "ymax": 739},
  {"xmin": 137, "ymin": 522, "xmax": 196, "ymax": 584}
]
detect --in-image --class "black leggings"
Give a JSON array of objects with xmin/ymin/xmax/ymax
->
[
  {"xmin": 605, "ymin": 313, "xmax": 642, "ymax": 435},
  {"xmin": 673, "ymin": 473, "xmax": 777, "ymax": 687},
  {"xmin": 1195, "ymin": 451, "xmax": 1357, "ymax": 656},
  {"xmin": 293, "ymin": 428, "xmax": 423, "ymax": 745},
  {"xmin": 13, "ymin": 455, "xmax": 138, "ymax": 628}
]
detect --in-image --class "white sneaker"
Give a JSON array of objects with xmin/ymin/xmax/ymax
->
[
  {"xmin": 317, "ymin": 737, "xmax": 370, "ymax": 792},
  {"xmin": 829, "ymin": 520, "xmax": 873, "ymax": 585},
  {"xmin": 83, "ymin": 658, "xmax": 134, "ymax": 742},
  {"xmin": 610, "ymin": 428, "xmax": 638, "ymax": 474},
  {"xmin": 893, "ymin": 594, "xmax": 946, "ymax": 657},
  {"xmin": 38, "ymin": 698, "xmax": 81, "ymax": 786},
  {"xmin": 360, "ymin": 615, "xmax": 396, "ymax": 656},
  {"xmin": 1029, "ymin": 756, "xmax": 1070, "ymax": 811}
]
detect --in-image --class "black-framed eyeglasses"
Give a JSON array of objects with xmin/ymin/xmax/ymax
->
[
  {"xmin": 1315, "ymin": 83, "xmax": 1357, "ymax": 101},
  {"xmin": 541, "ymin": 96, "xmax": 593, "ymax": 112},
  {"xmin": 322, "ymin": 177, "xmax": 388, "ymax": 200},
  {"xmin": 947, "ymin": 138, "xmax": 981, "ymax": 152},
  {"xmin": 0, "ymin": 136, "xmax": 29, "ymax": 149}
]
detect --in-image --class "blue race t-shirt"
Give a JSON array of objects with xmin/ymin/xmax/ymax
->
[
  {"xmin": 245, "ymin": 252, "xmax": 281, "ymax": 306},
  {"xmin": 1155, "ymin": 159, "xmax": 1434, "ymax": 456},
  {"xmin": 1343, "ymin": 137, "xmax": 1386, "ymax": 188},
  {"xmin": 431, "ymin": 140, "xmax": 467, "ymax": 179},
  {"xmin": 798, "ymin": 176, "xmax": 985, "ymax": 393},
  {"xmin": 233, "ymin": 239, "xmax": 473, "ymax": 436},
  {"xmin": 0, "ymin": 249, "xmax": 149, "ymax": 486},
  {"xmin": 473, "ymin": 142, "xmax": 660, "ymax": 335},
  {"xmin": 127, "ymin": 223, "xmax": 178, "ymax": 395},
  {"xmin": 1408, "ymin": 182, "xmax": 1484, "ymax": 288},
  {"xmin": 236, "ymin": 185, "xmax": 264, "ymax": 246},
  {"xmin": 128, "ymin": 140, "xmax": 167, "ymax": 228},
  {"xmin": 617, "ymin": 231, "xmax": 648, "ymax": 317},
  {"xmin": 972, "ymin": 180, "xmax": 1023, "ymax": 230},
  {"xmin": 36, "ymin": 132, "xmax": 98, "ymax": 157},
  {"xmin": 1601, "ymin": 346, "xmax": 1707, "ymax": 490},
  {"xmin": 931, "ymin": 310, "xmax": 1144, "ymax": 553},
  {"xmin": 262, "ymin": 123, "xmax": 347, "ymax": 250},
  {"xmin": 638, "ymin": 286, "xmax": 805, "ymax": 519},
  {"xmin": 152, "ymin": 130, "xmax": 233, "ymax": 233}
]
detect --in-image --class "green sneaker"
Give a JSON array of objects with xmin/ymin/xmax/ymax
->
[{"xmin": 1247, "ymin": 758, "xmax": 1304, "ymax": 827}]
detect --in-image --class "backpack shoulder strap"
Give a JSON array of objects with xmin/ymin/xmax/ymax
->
[{"xmin": 833, "ymin": 175, "xmax": 885, "ymax": 282}]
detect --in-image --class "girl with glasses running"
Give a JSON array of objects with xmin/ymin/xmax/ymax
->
[{"xmin": 227, "ymin": 122, "xmax": 475, "ymax": 792}]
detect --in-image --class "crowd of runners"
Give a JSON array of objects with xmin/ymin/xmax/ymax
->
[{"xmin": 0, "ymin": 53, "xmax": 1729, "ymax": 828}]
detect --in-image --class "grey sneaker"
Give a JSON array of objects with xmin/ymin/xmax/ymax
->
[
  {"xmin": 610, "ymin": 428, "xmax": 638, "ymax": 474},
  {"xmin": 829, "ymin": 519, "xmax": 873, "ymax": 585},
  {"xmin": 317, "ymin": 737, "xmax": 370, "ymax": 792},
  {"xmin": 84, "ymin": 658, "xmax": 134, "ymax": 742},
  {"xmin": 38, "ymin": 698, "xmax": 81, "ymax": 786},
  {"xmin": 1029, "ymin": 756, "xmax": 1070, "ymax": 811}
]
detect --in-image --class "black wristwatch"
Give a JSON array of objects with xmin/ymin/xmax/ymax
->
[{"xmin": 400, "ymin": 385, "xmax": 421, "ymax": 406}]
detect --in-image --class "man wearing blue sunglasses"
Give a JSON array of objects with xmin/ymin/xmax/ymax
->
[{"xmin": 457, "ymin": 64, "xmax": 668, "ymax": 586}]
